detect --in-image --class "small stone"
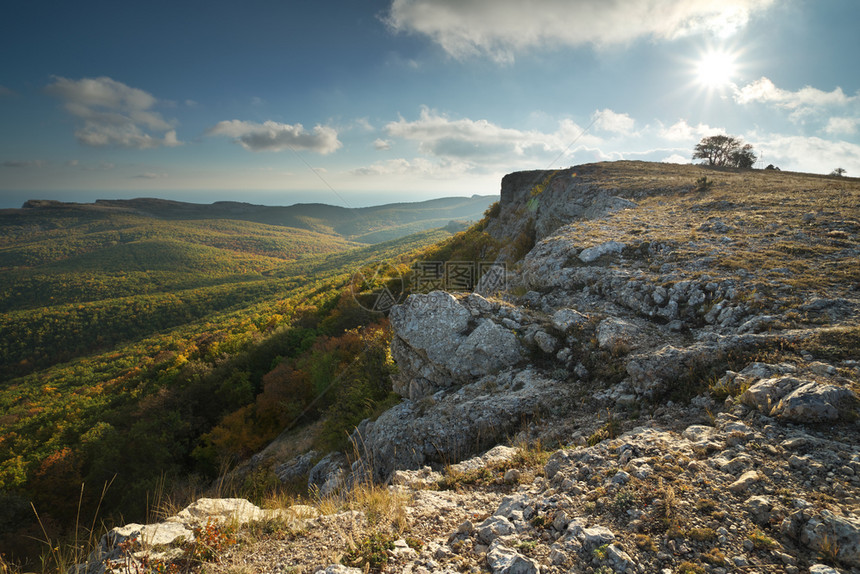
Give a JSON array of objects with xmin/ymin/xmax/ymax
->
[
  {"xmin": 729, "ymin": 470, "xmax": 760, "ymax": 493},
  {"xmin": 486, "ymin": 540, "xmax": 540, "ymax": 574},
  {"xmin": 579, "ymin": 241, "xmax": 626, "ymax": 263},
  {"xmin": 534, "ymin": 331, "xmax": 558, "ymax": 354},
  {"xmin": 458, "ymin": 520, "xmax": 475, "ymax": 535},
  {"xmin": 477, "ymin": 516, "xmax": 516, "ymax": 544},
  {"xmin": 552, "ymin": 308, "xmax": 588, "ymax": 331},
  {"xmin": 504, "ymin": 468, "xmax": 522, "ymax": 482}
]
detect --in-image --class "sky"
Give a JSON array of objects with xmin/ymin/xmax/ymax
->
[{"xmin": 1, "ymin": 0, "xmax": 859, "ymax": 209}]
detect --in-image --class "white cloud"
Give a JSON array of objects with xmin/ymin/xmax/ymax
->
[
  {"xmin": 355, "ymin": 118, "xmax": 375, "ymax": 131},
  {"xmin": 373, "ymin": 138, "xmax": 392, "ymax": 150},
  {"xmin": 384, "ymin": 106, "xmax": 603, "ymax": 164},
  {"xmin": 352, "ymin": 157, "xmax": 469, "ymax": 177},
  {"xmin": 755, "ymin": 133, "xmax": 860, "ymax": 176},
  {"xmin": 662, "ymin": 154, "xmax": 690, "ymax": 164},
  {"xmin": 824, "ymin": 117, "xmax": 859, "ymax": 136},
  {"xmin": 659, "ymin": 119, "xmax": 724, "ymax": 141},
  {"xmin": 133, "ymin": 172, "xmax": 168, "ymax": 179},
  {"xmin": 735, "ymin": 77, "xmax": 856, "ymax": 109},
  {"xmin": 206, "ymin": 120, "xmax": 342, "ymax": 154},
  {"xmin": 385, "ymin": 0, "xmax": 774, "ymax": 61},
  {"xmin": 593, "ymin": 109, "xmax": 635, "ymax": 135},
  {"xmin": 45, "ymin": 76, "xmax": 182, "ymax": 149}
]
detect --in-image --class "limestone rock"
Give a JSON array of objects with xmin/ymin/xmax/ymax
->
[
  {"xmin": 776, "ymin": 381, "xmax": 856, "ymax": 422},
  {"xmin": 740, "ymin": 376, "xmax": 803, "ymax": 413},
  {"xmin": 486, "ymin": 539, "xmax": 540, "ymax": 574},
  {"xmin": 391, "ymin": 466, "xmax": 443, "ymax": 489},
  {"xmin": 745, "ymin": 496, "xmax": 777, "ymax": 525},
  {"xmin": 454, "ymin": 318, "xmax": 522, "ymax": 377},
  {"xmin": 740, "ymin": 376, "xmax": 857, "ymax": 422},
  {"xmin": 308, "ymin": 452, "xmax": 347, "ymax": 496},
  {"xmin": 389, "ymin": 292, "xmax": 523, "ymax": 398},
  {"xmin": 314, "ymin": 566, "xmax": 362, "ymax": 574},
  {"xmin": 607, "ymin": 544, "xmax": 635, "ymax": 572},
  {"xmin": 533, "ymin": 330, "xmax": 558, "ymax": 353},
  {"xmin": 275, "ymin": 450, "xmax": 317, "ymax": 483},
  {"xmin": 360, "ymin": 369, "xmax": 562, "ymax": 482},
  {"xmin": 102, "ymin": 521, "xmax": 193, "ymax": 552},
  {"xmin": 782, "ymin": 509, "xmax": 860, "ymax": 568},
  {"xmin": 728, "ymin": 470, "xmax": 760, "ymax": 493},
  {"xmin": 478, "ymin": 515, "xmax": 517, "ymax": 544},
  {"xmin": 596, "ymin": 317, "xmax": 640, "ymax": 351},
  {"xmin": 172, "ymin": 498, "xmax": 269, "ymax": 525},
  {"xmin": 579, "ymin": 241, "xmax": 626, "ymax": 263},
  {"xmin": 552, "ymin": 308, "xmax": 588, "ymax": 331}
]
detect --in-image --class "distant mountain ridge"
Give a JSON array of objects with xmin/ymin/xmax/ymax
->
[{"xmin": 16, "ymin": 194, "xmax": 498, "ymax": 244}]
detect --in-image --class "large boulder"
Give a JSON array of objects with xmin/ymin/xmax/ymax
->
[
  {"xmin": 487, "ymin": 539, "xmax": 540, "ymax": 574},
  {"xmin": 275, "ymin": 450, "xmax": 318, "ymax": 483},
  {"xmin": 782, "ymin": 509, "xmax": 860, "ymax": 568},
  {"xmin": 740, "ymin": 376, "xmax": 857, "ymax": 422},
  {"xmin": 389, "ymin": 292, "xmax": 523, "ymax": 398},
  {"xmin": 308, "ymin": 452, "xmax": 348, "ymax": 497},
  {"xmin": 360, "ymin": 369, "xmax": 564, "ymax": 482}
]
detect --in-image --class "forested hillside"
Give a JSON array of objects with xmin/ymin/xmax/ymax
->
[{"xmin": 0, "ymin": 196, "xmax": 496, "ymax": 567}]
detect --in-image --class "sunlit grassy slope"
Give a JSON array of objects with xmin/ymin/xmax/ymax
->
[{"xmin": 0, "ymin": 194, "xmax": 460, "ymax": 563}]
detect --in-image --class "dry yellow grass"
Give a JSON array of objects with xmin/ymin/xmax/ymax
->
[{"xmin": 547, "ymin": 162, "xmax": 860, "ymax": 310}]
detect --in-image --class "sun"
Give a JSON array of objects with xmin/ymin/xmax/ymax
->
[{"xmin": 696, "ymin": 49, "xmax": 737, "ymax": 88}]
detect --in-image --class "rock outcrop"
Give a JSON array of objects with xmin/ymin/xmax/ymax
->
[
  {"xmin": 389, "ymin": 291, "xmax": 524, "ymax": 399},
  {"xmin": 106, "ymin": 161, "xmax": 860, "ymax": 574}
]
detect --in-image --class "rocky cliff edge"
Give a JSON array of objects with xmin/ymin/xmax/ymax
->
[{"xmin": 91, "ymin": 161, "xmax": 860, "ymax": 574}]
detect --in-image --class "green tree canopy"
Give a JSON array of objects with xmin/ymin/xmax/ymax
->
[{"xmin": 693, "ymin": 135, "xmax": 757, "ymax": 169}]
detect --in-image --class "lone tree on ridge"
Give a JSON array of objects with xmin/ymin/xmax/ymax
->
[{"xmin": 693, "ymin": 135, "xmax": 757, "ymax": 169}]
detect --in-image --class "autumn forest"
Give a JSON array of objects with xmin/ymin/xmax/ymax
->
[{"xmin": 0, "ymin": 195, "xmax": 497, "ymax": 565}]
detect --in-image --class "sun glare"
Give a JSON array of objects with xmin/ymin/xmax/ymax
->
[{"xmin": 696, "ymin": 50, "xmax": 736, "ymax": 88}]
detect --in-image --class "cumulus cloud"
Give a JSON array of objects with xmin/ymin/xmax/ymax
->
[
  {"xmin": 207, "ymin": 120, "xmax": 342, "ymax": 154},
  {"xmin": 45, "ymin": 76, "xmax": 182, "ymax": 149},
  {"xmin": 735, "ymin": 77, "xmax": 856, "ymax": 110},
  {"xmin": 659, "ymin": 119, "xmax": 724, "ymax": 141},
  {"xmin": 593, "ymin": 109, "xmax": 636, "ymax": 135},
  {"xmin": 384, "ymin": 106, "xmax": 603, "ymax": 164},
  {"xmin": 825, "ymin": 117, "xmax": 860, "ymax": 135},
  {"xmin": 374, "ymin": 138, "xmax": 393, "ymax": 150},
  {"xmin": 662, "ymin": 153, "xmax": 690, "ymax": 164},
  {"xmin": 385, "ymin": 0, "xmax": 774, "ymax": 61},
  {"xmin": 755, "ymin": 133, "xmax": 860, "ymax": 175}
]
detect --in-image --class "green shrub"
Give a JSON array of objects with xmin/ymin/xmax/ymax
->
[{"xmin": 342, "ymin": 532, "xmax": 396, "ymax": 572}]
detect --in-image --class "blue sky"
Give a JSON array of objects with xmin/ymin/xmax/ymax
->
[{"xmin": 1, "ymin": 0, "xmax": 858, "ymax": 208}]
